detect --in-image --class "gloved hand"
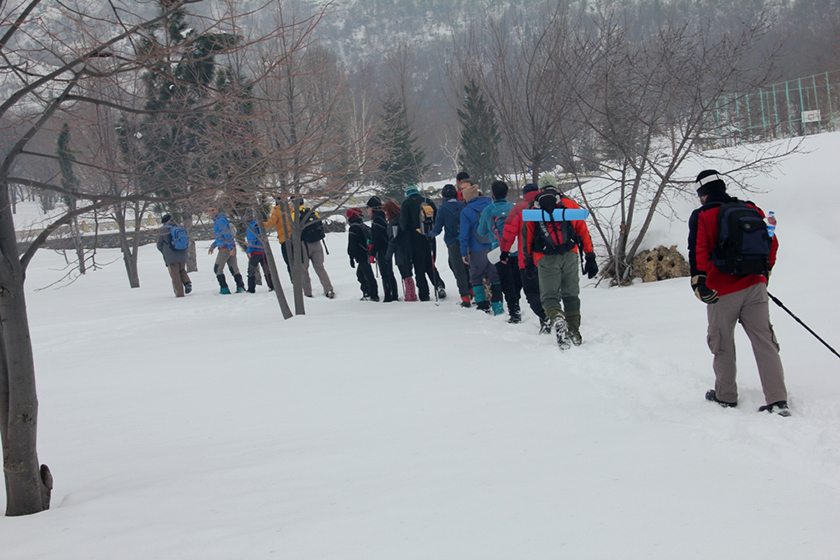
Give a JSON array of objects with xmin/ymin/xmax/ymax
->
[
  {"xmin": 349, "ymin": 257, "xmax": 356, "ymax": 268},
  {"xmin": 584, "ymin": 252, "xmax": 599, "ymax": 279},
  {"xmin": 692, "ymin": 274, "xmax": 718, "ymax": 304},
  {"xmin": 524, "ymin": 262, "xmax": 538, "ymax": 280},
  {"xmin": 499, "ymin": 251, "xmax": 510, "ymax": 264}
]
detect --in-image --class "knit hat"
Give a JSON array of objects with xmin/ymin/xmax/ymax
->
[
  {"xmin": 538, "ymin": 174, "xmax": 558, "ymax": 189},
  {"xmin": 441, "ymin": 184, "xmax": 458, "ymax": 199},
  {"xmin": 523, "ymin": 183, "xmax": 539, "ymax": 194},
  {"xmin": 161, "ymin": 214, "xmax": 171, "ymax": 224},
  {"xmin": 366, "ymin": 196, "xmax": 382, "ymax": 208},
  {"xmin": 346, "ymin": 207, "xmax": 363, "ymax": 221},
  {"xmin": 405, "ymin": 185, "xmax": 420, "ymax": 197},
  {"xmin": 462, "ymin": 183, "xmax": 480, "ymax": 202},
  {"xmin": 695, "ymin": 169, "xmax": 726, "ymax": 197}
]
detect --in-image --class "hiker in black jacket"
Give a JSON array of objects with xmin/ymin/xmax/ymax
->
[
  {"xmin": 399, "ymin": 185, "xmax": 445, "ymax": 301},
  {"xmin": 367, "ymin": 196, "xmax": 397, "ymax": 302},
  {"xmin": 347, "ymin": 207, "xmax": 379, "ymax": 301}
]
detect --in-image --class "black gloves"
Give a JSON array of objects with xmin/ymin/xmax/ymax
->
[
  {"xmin": 349, "ymin": 257, "xmax": 355, "ymax": 268},
  {"xmin": 524, "ymin": 262, "xmax": 538, "ymax": 280},
  {"xmin": 499, "ymin": 251, "xmax": 510, "ymax": 264},
  {"xmin": 584, "ymin": 252, "xmax": 599, "ymax": 279},
  {"xmin": 692, "ymin": 274, "xmax": 718, "ymax": 304}
]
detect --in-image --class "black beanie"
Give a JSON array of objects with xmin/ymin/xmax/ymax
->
[
  {"xmin": 441, "ymin": 184, "xmax": 457, "ymax": 199},
  {"xmin": 696, "ymin": 169, "xmax": 726, "ymax": 197},
  {"xmin": 161, "ymin": 214, "xmax": 171, "ymax": 224},
  {"xmin": 366, "ymin": 196, "xmax": 382, "ymax": 208}
]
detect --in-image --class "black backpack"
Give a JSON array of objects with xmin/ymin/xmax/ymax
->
[
  {"xmin": 299, "ymin": 207, "xmax": 326, "ymax": 244},
  {"xmin": 528, "ymin": 188, "xmax": 577, "ymax": 255},
  {"xmin": 712, "ymin": 201, "xmax": 771, "ymax": 275}
]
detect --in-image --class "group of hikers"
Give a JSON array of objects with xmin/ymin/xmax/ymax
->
[{"xmin": 156, "ymin": 168, "xmax": 793, "ymax": 416}]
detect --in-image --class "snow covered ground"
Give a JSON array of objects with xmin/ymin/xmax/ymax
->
[{"xmin": 3, "ymin": 133, "xmax": 840, "ymax": 559}]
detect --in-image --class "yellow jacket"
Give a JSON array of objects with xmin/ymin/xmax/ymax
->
[{"xmin": 264, "ymin": 205, "xmax": 290, "ymax": 243}]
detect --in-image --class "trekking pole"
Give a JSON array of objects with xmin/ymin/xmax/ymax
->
[
  {"xmin": 767, "ymin": 291, "xmax": 840, "ymax": 361},
  {"xmin": 321, "ymin": 238, "xmax": 329, "ymax": 255},
  {"xmin": 429, "ymin": 239, "xmax": 439, "ymax": 306}
]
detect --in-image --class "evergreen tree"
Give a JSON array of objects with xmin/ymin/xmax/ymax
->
[
  {"xmin": 375, "ymin": 91, "xmax": 427, "ymax": 199},
  {"xmin": 457, "ymin": 80, "xmax": 501, "ymax": 191}
]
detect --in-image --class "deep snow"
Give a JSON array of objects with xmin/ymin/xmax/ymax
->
[{"xmin": 2, "ymin": 133, "xmax": 840, "ymax": 559}]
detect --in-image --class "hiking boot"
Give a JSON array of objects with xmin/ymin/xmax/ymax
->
[
  {"xmin": 220, "ymin": 286, "xmax": 231, "ymax": 295},
  {"xmin": 476, "ymin": 301, "xmax": 491, "ymax": 314},
  {"xmin": 705, "ymin": 389, "xmax": 737, "ymax": 408},
  {"xmin": 553, "ymin": 316, "xmax": 571, "ymax": 350},
  {"xmin": 437, "ymin": 287, "xmax": 447, "ymax": 299},
  {"xmin": 758, "ymin": 401, "xmax": 791, "ymax": 417},
  {"xmin": 566, "ymin": 311, "xmax": 582, "ymax": 346},
  {"xmin": 539, "ymin": 317, "xmax": 552, "ymax": 335},
  {"xmin": 491, "ymin": 301, "xmax": 504, "ymax": 316},
  {"xmin": 325, "ymin": 290, "xmax": 336, "ymax": 299},
  {"xmin": 184, "ymin": 283, "xmax": 192, "ymax": 295},
  {"xmin": 460, "ymin": 296, "xmax": 471, "ymax": 308},
  {"xmin": 236, "ymin": 286, "xmax": 246, "ymax": 294},
  {"xmin": 370, "ymin": 295, "xmax": 380, "ymax": 302},
  {"xmin": 507, "ymin": 312, "xmax": 522, "ymax": 324}
]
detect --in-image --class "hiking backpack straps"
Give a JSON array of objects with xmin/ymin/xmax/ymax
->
[
  {"xmin": 712, "ymin": 200, "xmax": 771, "ymax": 275},
  {"xmin": 418, "ymin": 198, "xmax": 435, "ymax": 235}
]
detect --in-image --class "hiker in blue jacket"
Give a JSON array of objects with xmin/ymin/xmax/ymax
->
[
  {"xmin": 429, "ymin": 184, "xmax": 471, "ymax": 307},
  {"xmin": 478, "ymin": 180, "xmax": 523, "ymax": 323},
  {"xmin": 459, "ymin": 184, "xmax": 503, "ymax": 315},
  {"xmin": 245, "ymin": 219, "xmax": 274, "ymax": 293},
  {"xmin": 208, "ymin": 206, "xmax": 245, "ymax": 294}
]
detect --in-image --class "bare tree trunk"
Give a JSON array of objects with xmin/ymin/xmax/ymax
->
[
  {"xmin": 184, "ymin": 215, "xmax": 197, "ymax": 273},
  {"xmin": 260, "ymin": 233, "xmax": 293, "ymax": 320},
  {"xmin": 114, "ymin": 207, "xmax": 140, "ymax": 288}
]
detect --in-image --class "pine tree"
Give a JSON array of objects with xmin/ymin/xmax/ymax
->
[
  {"xmin": 457, "ymin": 80, "xmax": 501, "ymax": 191},
  {"xmin": 375, "ymin": 91, "xmax": 427, "ymax": 199}
]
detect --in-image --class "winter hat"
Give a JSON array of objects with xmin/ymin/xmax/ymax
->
[
  {"xmin": 462, "ymin": 183, "xmax": 480, "ymax": 202},
  {"xmin": 695, "ymin": 169, "xmax": 726, "ymax": 197},
  {"xmin": 523, "ymin": 183, "xmax": 539, "ymax": 194},
  {"xmin": 441, "ymin": 184, "xmax": 458, "ymax": 199},
  {"xmin": 405, "ymin": 185, "xmax": 420, "ymax": 197},
  {"xmin": 491, "ymin": 180, "xmax": 509, "ymax": 200},
  {"xmin": 366, "ymin": 196, "xmax": 382, "ymax": 208},
  {"xmin": 161, "ymin": 214, "xmax": 171, "ymax": 224},
  {"xmin": 346, "ymin": 207, "xmax": 363, "ymax": 221},
  {"xmin": 538, "ymin": 174, "xmax": 558, "ymax": 189}
]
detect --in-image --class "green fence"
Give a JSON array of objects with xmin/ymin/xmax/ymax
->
[{"xmin": 706, "ymin": 70, "xmax": 839, "ymax": 148}]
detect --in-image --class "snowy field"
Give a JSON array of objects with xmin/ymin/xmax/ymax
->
[{"xmin": 3, "ymin": 133, "xmax": 840, "ymax": 559}]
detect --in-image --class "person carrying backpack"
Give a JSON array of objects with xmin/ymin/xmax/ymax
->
[
  {"xmin": 478, "ymin": 180, "xmax": 522, "ymax": 323},
  {"xmin": 460, "ymin": 183, "xmax": 503, "ymax": 315},
  {"xmin": 521, "ymin": 174, "xmax": 597, "ymax": 349},
  {"xmin": 368, "ymin": 196, "xmax": 398, "ymax": 302},
  {"xmin": 346, "ymin": 207, "xmax": 379, "ymax": 301},
  {"xmin": 156, "ymin": 214, "xmax": 192, "ymax": 297},
  {"xmin": 429, "ymin": 184, "xmax": 471, "ymax": 307},
  {"xmin": 688, "ymin": 169, "xmax": 789, "ymax": 416},
  {"xmin": 245, "ymin": 218, "xmax": 274, "ymax": 293},
  {"xmin": 295, "ymin": 200, "xmax": 335, "ymax": 299},
  {"xmin": 208, "ymin": 206, "xmax": 245, "ymax": 295},
  {"xmin": 399, "ymin": 185, "xmax": 445, "ymax": 302}
]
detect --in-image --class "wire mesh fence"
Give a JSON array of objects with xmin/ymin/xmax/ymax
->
[{"xmin": 704, "ymin": 70, "xmax": 839, "ymax": 148}]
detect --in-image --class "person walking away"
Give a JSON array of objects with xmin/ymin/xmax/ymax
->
[
  {"xmin": 459, "ymin": 184, "xmax": 503, "ymax": 314},
  {"xmin": 688, "ymin": 169, "xmax": 789, "ymax": 416},
  {"xmin": 208, "ymin": 206, "xmax": 245, "ymax": 294},
  {"xmin": 347, "ymin": 207, "xmax": 380, "ymax": 301},
  {"xmin": 264, "ymin": 197, "xmax": 293, "ymax": 280},
  {"xmin": 156, "ymin": 214, "xmax": 192, "ymax": 297},
  {"xmin": 499, "ymin": 183, "xmax": 549, "ymax": 332},
  {"xmin": 385, "ymin": 201, "xmax": 416, "ymax": 301},
  {"xmin": 245, "ymin": 218, "xmax": 274, "ymax": 293},
  {"xmin": 429, "ymin": 184, "xmax": 471, "ymax": 307},
  {"xmin": 400, "ymin": 185, "xmax": 445, "ymax": 301},
  {"xmin": 296, "ymin": 200, "xmax": 335, "ymax": 299},
  {"xmin": 478, "ymin": 180, "xmax": 523, "ymax": 323},
  {"xmin": 522, "ymin": 175, "xmax": 598, "ymax": 348},
  {"xmin": 368, "ymin": 197, "xmax": 398, "ymax": 302}
]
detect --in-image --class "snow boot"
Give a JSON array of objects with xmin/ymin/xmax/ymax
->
[
  {"xmin": 404, "ymin": 278, "xmax": 418, "ymax": 302},
  {"xmin": 184, "ymin": 282, "xmax": 192, "ymax": 295},
  {"xmin": 437, "ymin": 286, "xmax": 447, "ymax": 299},
  {"xmin": 326, "ymin": 290, "xmax": 336, "ymax": 299},
  {"xmin": 507, "ymin": 302, "xmax": 521, "ymax": 324},
  {"xmin": 473, "ymin": 284, "xmax": 491, "ymax": 314},
  {"xmin": 234, "ymin": 274, "xmax": 245, "ymax": 293},
  {"xmin": 217, "ymin": 274, "xmax": 230, "ymax": 295},
  {"xmin": 539, "ymin": 316, "xmax": 552, "ymax": 335},
  {"xmin": 566, "ymin": 311, "xmax": 582, "ymax": 346},
  {"xmin": 553, "ymin": 314, "xmax": 572, "ymax": 350},
  {"xmin": 460, "ymin": 296, "xmax": 471, "ymax": 308},
  {"xmin": 758, "ymin": 401, "xmax": 791, "ymax": 417},
  {"xmin": 705, "ymin": 389, "xmax": 737, "ymax": 408},
  {"xmin": 247, "ymin": 276, "xmax": 257, "ymax": 293},
  {"xmin": 491, "ymin": 301, "xmax": 504, "ymax": 315}
]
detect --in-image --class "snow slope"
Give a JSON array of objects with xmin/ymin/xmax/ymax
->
[{"xmin": 2, "ymin": 133, "xmax": 840, "ymax": 559}]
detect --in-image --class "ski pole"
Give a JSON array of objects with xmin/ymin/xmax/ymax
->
[
  {"xmin": 767, "ymin": 291, "xmax": 840, "ymax": 361},
  {"xmin": 429, "ymin": 237, "xmax": 439, "ymax": 306}
]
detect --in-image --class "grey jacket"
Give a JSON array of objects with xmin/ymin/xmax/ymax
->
[{"xmin": 156, "ymin": 224, "xmax": 188, "ymax": 265}]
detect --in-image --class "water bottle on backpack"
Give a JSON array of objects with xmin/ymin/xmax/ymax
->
[{"xmin": 766, "ymin": 211, "xmax": 776, "ymax": 238}]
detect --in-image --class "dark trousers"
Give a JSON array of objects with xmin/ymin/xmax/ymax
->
[
  {"xmin": 521, "ymin": 265, "xmax": 546, "ymax": 321},
  {"xmin": 447, "ymin": 241, "xmax": 471, "ymax": 298},
  {"xmin": 376, "ymin": 251, "xmax": 398, "ymax": 302},
  {"xmin": 167, "ymin": 262, "xmax": 190, "ymax": 297},
  {"xmin": 280, "ymin": 242, "xmax": 292, "ymax": 278},
  {"xmin": 354, "ymin": 258, "xmax": 379, "ymax": 299},
  {"xmin": 496, "ymin": 257, "xmax": 522, "ymax": 309},
  {"xmin": 410, "ymin": 234, "xmax": 444, "ymax": 301},
  {"xmin": 247, "ymin": 252, "xmax": 274, "ymax": 292}
]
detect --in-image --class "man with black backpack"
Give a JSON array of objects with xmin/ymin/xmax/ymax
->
[
  {"xmin": 521, "ymin": 174, "xmax": 598, "ymax": 349},
  {"xmin": 688, "ymin": 169, "xmax": 789, "ymax": 416},
  {"xmin": 399, "ymin": 185, "xmax": 445, "ymax": 302},
  {"xmin": 156, "ymin": 214, "xmax": 192, "ymax": 298},
  {"xmin": 296, "ymin": 200, "xmax": 335, "ymax": 299}
]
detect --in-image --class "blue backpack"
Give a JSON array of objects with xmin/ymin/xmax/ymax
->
[{"xmin": 168, "ymin": 224, "xmax": 189, "ymax": 251}]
